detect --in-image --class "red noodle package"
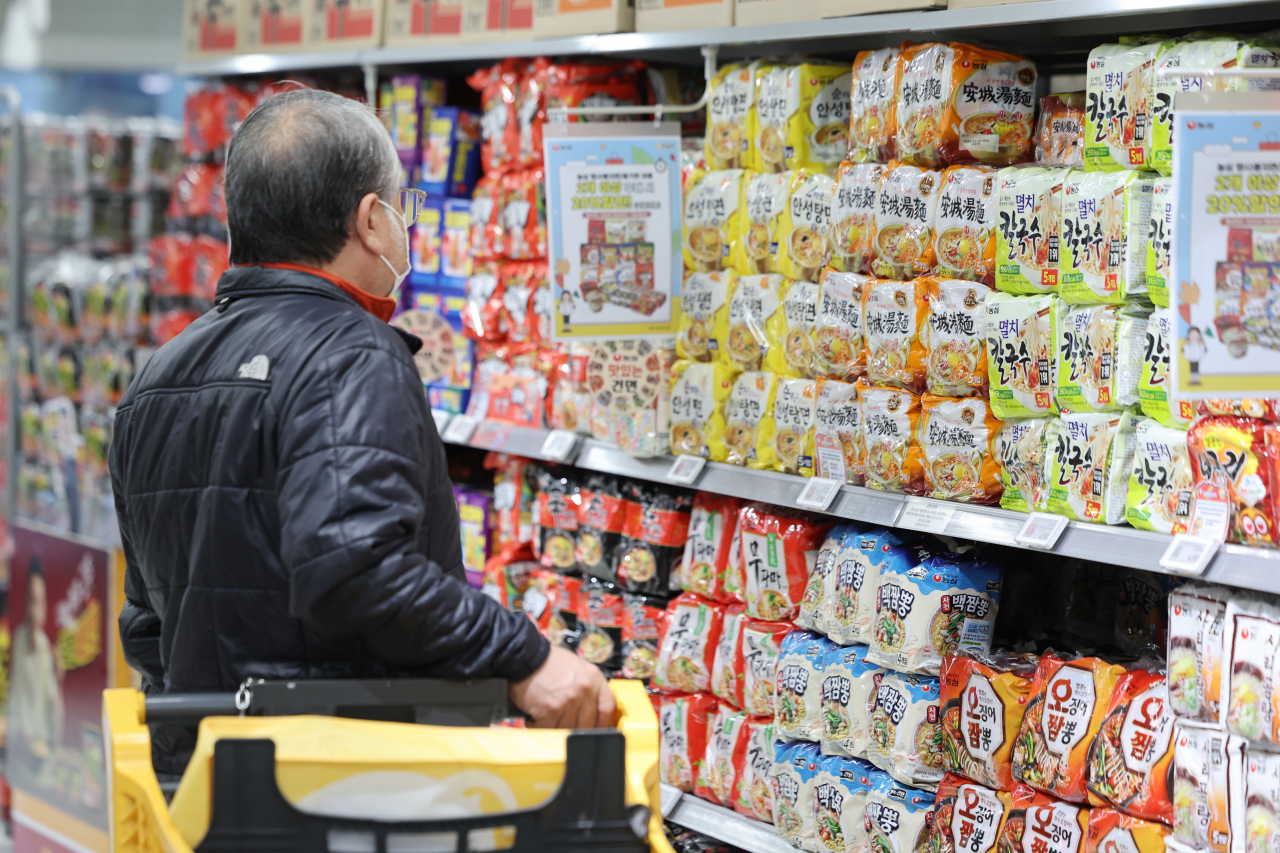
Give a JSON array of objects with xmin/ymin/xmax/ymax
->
[
  {"xmin": 737, "ymin": 617, "xmax": 796, "ymax": 717},
  {"xmin": 575, "ymin": 473, "xmax": 627, "ymax": 581},
  {"xmin": 940, "ymin": 650, "xmax": 1038, "ymax": 791},
  {"xmin": 544, "ymin": 60, "xmax": 646, "ymax": 122},
  {"xmin": 720, "ymin": 506, "xmax": 747, "ymax": 605},
  {"xmin": 652, "ymin": 592, "xmax": 726, "ymax": 695},
  {"xmin": 712, "ymin": 604, "xmax": 747, "ymax": 708},
  {"xmin": 1188, "ymin": 416, "xmax": 1279, "ymax": 548},
  {"xmin": 500, "ymin": 262, "xmax": 536, "ymax": 344},
  {"xmin": 659, "ymin": 692, "xmax": 715, "ymax": 792},
  {"xmin": 996, "ymin": 785, "xmax": 1089, "ymax": 853},
  {"xmin": 732, "ymin": 715, "xmax": 777, "ymax": 821},
  {"xmin": 500, "ymin": 168, "xmax": 546, "ymax": 261},
  {"xmin": 617, "ymin": 482, "xmax": 694, "ymax": 595},
  {"xmin": 695, "ymin": 701, "xmax": 729, "ymax": 804},
  {"xmin": 682, "ymin": 492, "xmax": 747, "ymax": 601},
  {"xmin": 1084, "ymin": 668, "xmax": 1174, "ymax": 824},
  {"xmin": 738, "ymin": 504, "xmax": 834, "ymax": 622},
  {"xmin": 462, "ymin": 263, "xmax": 505, "ymax": 341},
  {"xmin": 469, "ymin": 174, "xmax": 502, "ymax": 260},
  {"xmin": 468, "ymin": 59, "xmax": 522, "ymax": 175},
  {"xmin": 576, "ymin": 578, "xmax": 625, "ymax": 671}
]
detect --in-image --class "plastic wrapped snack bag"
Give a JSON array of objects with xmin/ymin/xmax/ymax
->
[
  {"xmin": 575, "ymin": 474, "xmax": 625, "ymax": 580},
  {"xmin": 1012, "ymin": 653, "xmax": 1126, "ymax": 804},
  {"xmin": 815, "ymin": 270, "xmax": 868, "ymax": 382},
  {"xmin": 918, "ymin": 395, "xmax": 1003, "ymax": 505},
  {"xmin": 788, "ymin": 63, "xmax": 854, "ymax": 175},
  {"xmin": 684, "ymin": 169, "xmax": 744, "ymax": 272},
  {"xmin": 1085, "ymin": 41, "xmax": 1167, "ymax": 172},
  {"xmin": 1059, "ymin": 169, "xmax": 1155, "ymax": 305},
  {"xmin": 711, "ymin": 604, "xmax": 746, "ymax": 708},
  {"xmin": 864, "ymin": 770, "xmax": 938, "ymax": 853},
  {"xmin": 831, "ymin": 162, "xmax": 886, "ymax": 274},
  {"xmin": 1167, "ymin": 584, "xmax": 1231, "ymax": 725},
  {"xmin": 778, "ymin": 169, "xmax": 837, "ymax": 283},
  {"xmin": 722, "ymin": 371, "xmax": 779, "ymax": 469},
  {"xmin": 767, "ymin": 377, "xmax": 818, "ymax": 476},
  {"xmin": 652, "ymin": 592, "xmax": 725, "ymax": 695},
  {"xmin": 1221, "ymin": 598, "xmax": 1280, "ymax": 744},
  {"xmin": 872, "ymin": 162, "xmax": 942, "ymax": 280},
  {"xmin": 659, "ymin": 692, "xmax": 714, "ymax": 791},
  {"xmin": 866, "ymin": 671, "xmax": 946, "ymax": 789},
  {"xmin": 734, "ymin": 171, "xmax": 790, "ymax": 275},
  {"xmin": 682, "ymin": 492, "xmax": 746, "ymax": 601},
  {"xmin": 998, "ymin": 416, "xmax": 1053, "ymax": 513},
  {"xmin": 777, "ymin": 630, "xmax": 833, "ymax": 743},
  {"xmin": 863, "ymin": 277, "xmax": 928, "ymax": 392},
  {"xmin": 620, "ymin": 593, "xmax": 662, "ymax": 681},
  {"xmin": 773, "ymin": 741, "xmax": 823, "ymax": 847},
  {"xmin": 766, "ymin": 277, "xmax": 821, "ymax": 378},
  {"xmin": 825, "ymin": 528, "xmax": 921, "ymax": 648},
  {"xmin": 1139, "ymin": 306, "xmax": 1193, "ymax": 428},
  {"xmin": 820, "ymin": 643, "xmax": 886, "ymax": 761},
  {"xmin": 669, "ymin": 360, "xmax": 734, "ymax": 461},
  {"xmin": 739, "ymin": 504, "xmax": 833, "ymax": 622},
  {"xmin": 994, "ymin": 165, "xmax": 1069, "ymax": 294},
  {"xmin": 1046, "ymin": 410, "xmax": 1139, "ymax": 525},
  {"xmin": 924, "ymin": 277, "xmax": 990, "ymax": 397},
  {"xmin": 939, "ymin": 650, "xmax": 1038, "ymax": 791},
  {"xmin": 867, "ymin": 552, "xmax": 1003, "ymax": 676},
  {"xmin": 616, "ymin": 481, "xmax": 693, "ymax": 595},
  {"xmin": 1036, "ymin": 93, "xmax": 1086, "ymax": 167},
  {"xmin": 740, "ymin": 617, "xmax": 795, "ymax": 717},
  {"xmin": 985, "ymin": 291, "xmax": 1057, "ymax": 419},
  {"xmin": 1146, "ymin": 177, "xmax": 1173, "ymax": 307},
  {"xmin": 850, "ymin": 47, "xmax": 902, "ymax": 164},
  {"xmin": 721, "ymin": 273, "xmax": 783, "ymax": 372},
  {"xmin": 678, "ymin": 270, "xmax": 733, "ymax": 363},
  {"xmin": 1083, "ymin": 667, "xmax": 1175, "ymax": 824},
  {"xmin": 933, "ymin": 164, "xmax": 998, "ymax": 285},
  {"xmin": 810, "ymin": 378, "xmax": 862, "ymax": 485},
  {"xmin": 1054, "ymin": 302, "xmax": 1147, "ymax": 414},
  {"xmin": 858, "ymin": 382, "xmax": 925, "ymax": 495},
  {"xmin": 1084, "ymin": 809, "xmax": 1171, "ymax": 853},
  {"xmin": 706, "ymin": 63, "xmax": 756, "ymax": 170},
  {"xmin": 1125, "ymin": 418, "xmax": 1194, "ymax": 534}
]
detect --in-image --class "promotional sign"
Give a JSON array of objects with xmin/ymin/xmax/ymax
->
[
  {"xmin": 543, "ymin": 122, "xmax": 683, "ymax": 341},
  {"xmin": 1173, "ymin": 90, "xmax": 1280, "ymax": 396}
]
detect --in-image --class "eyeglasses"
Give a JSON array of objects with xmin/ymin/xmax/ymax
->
[{"xmin": 398, "ymin": 188, "xmax": 428, "ymax": 223}]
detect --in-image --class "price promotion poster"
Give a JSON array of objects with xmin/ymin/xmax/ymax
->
[
  {"xmin": 543, "ymin": 122, "xmax": 683, "ymax": 341},
  {"xmin": 1173, "ymin": 90, "xmax": 1280, "ymax": 396}
]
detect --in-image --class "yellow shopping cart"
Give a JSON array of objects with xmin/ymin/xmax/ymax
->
[{"xmin": 104, "ymin": 678, "xmax": 675, "ymax": 853}]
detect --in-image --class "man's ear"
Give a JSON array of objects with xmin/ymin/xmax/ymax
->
[{"xmin": 352, "ymin": 192, "xmax": 389, "ymax": 256}]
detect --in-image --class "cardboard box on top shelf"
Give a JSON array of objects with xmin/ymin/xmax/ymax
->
[
  {"xmin": 821, "ymin": 0, "xmax": 942, "ymax": 14},
  {"xmin": 506, "ymin": 0, "xmax": 535, "ymax": 35},
  {"xmin": 735, "ymin": 0, "xmax": 820, "ymax": 26},
  {"xmin": 533, "ymin": 0, "xmax": 634, "ymax": 38},
  {"xmin": 386, "ymin": 0, "xmax": 516, "ymax": 45},
  {"xmin": 307, "ymin": 0, "xmax": 384, "ymax": 50},
  {"xmin": 241, "ymin": 0, "xmax": 311, "ymax": 53},
  {"xmin": 183, "ymin": 0, "xmax": 242, "ymax": 60},
  {"xmin": 636, "ymin": 0, "xmax": 732, "ymax": 31}
]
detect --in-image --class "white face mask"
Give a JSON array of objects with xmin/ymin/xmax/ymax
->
[{"xmin": 378, "ymin": 199, "xmax": 411, "ymax": 297}]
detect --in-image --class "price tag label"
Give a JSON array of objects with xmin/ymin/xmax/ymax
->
[
  {"xmin": 540, "ymin": 429, "xmax": 579, "ymax": 462},
  {"xmin": 441, "ymin": 414, "xmax": 479, "ymax": 445},
  {"xmin": 896, "ymin": 498, "xmax": 957, "ymax": 534},
  {"xmin": 1015, "ymin": 512, "xmax": 1069, "ymax": 550},
  {"xmin": 431, "ymin": 409, "xmax": 452, "ymax": 434},
  {"xmin": 666, "ymin": 454, "xmax": 707, "ymax": 485},
  {"xmin": 1159, "ymin": 533, "xmax": 1220, "ymax": 577},
  {"xmin": 795, "ymin": 477, "xmax": 842, "ymax": 512}
]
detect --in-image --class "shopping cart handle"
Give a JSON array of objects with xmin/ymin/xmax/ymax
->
[{"xmin": 146, "ymin": 693, "xmax": 240, "ymax": 724}]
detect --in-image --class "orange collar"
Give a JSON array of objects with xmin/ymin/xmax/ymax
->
[{"xmin": 257, "ymin": 263, "xmax": 397, "ymax": 322}]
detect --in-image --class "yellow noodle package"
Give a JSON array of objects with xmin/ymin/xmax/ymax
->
[
  {"xmin": 684, "ymin": 168, "xmax": 745, "ymax": 273},
  {"xmin": 863, "ymin": 277, "xmax": 928, "ymax": 394},
  {"xmin": 669, "ymin": 360, "xmax": 735, "ymax": 461},
  {"xmin": 918, "ymin": 395, "xmax": 1003, "ymax": 504},
  {"xmin": 1125, "ymin": 417, "xmax": 1193, "ymax": 535},
  {"xmin": 766, "ymin": 377, "xmax": 818, "ymax": 476},
  {"xmin": 814, "ymin": 269, "xmax": 868, "ymax": 382},
  {"xmin": 765, "ymin": 278, "xmax": 820, "ymax": 378},
  {"xmin": 871, "ymin": 162, "xmax": 942, "ymax": 280},
  {"xmin": 858, "ymin": 380, "xmax": 926, "ymax": 494},
  {"xmin": 933, "ymin": 164, "xmax": 997, "ymax": 285},
  {"xmin": 723, "ymin": 370, "xmax": 779, "ymax": 469},
  {"xmin": 706, "ymin": 63, "xmax": 756, "ymax": 170},
  {"xmin": 753, "ymin": 64, "xmax": 794, "ymax": 174},
  {"xmin": 789, "ymin": 63, "xmax": 853, "ymax": 175},
  {"xmin": 923, "ymin": 277, "xmax": 990, "ymax": 398},
  {"xmin": 985, "ymin": 292, "xmax": 1057, "ymax": 419},
  {"xmin": 811, "ymin": 378, "xmax": 861, "ymax": 485},
  {"xmin": 733, "ymin": 171, "xmax": 791, "ymax": 275},
  {"xmin": 998, "ymin": 416, "xmax": 1053, "ymax": 513},
  {"xmin": 829, "ymin": 161, "xmax": 884, "ymax": 274},
  {"xmin": 777, "ymin": 169, "xmax": 836, "ymax": 283},
  {"xmin": 850, "ymin": 47, "xmax": 902, "ymax": 164},
  {"xmin": 1059, "ymin": 169, "xmax": 1155, "ymax": 305},
  {"xmin": 719, "ymin": 273, "xmax": 783, "ymax": 372},
  {"xmin": 678, "ymin": 270, "xmax": 734, "ymax": 363}
]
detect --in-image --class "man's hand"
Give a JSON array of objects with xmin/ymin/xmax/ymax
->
[{"xmin": 509, "ymin": 646, "xmax": 616, "ymax": 729}]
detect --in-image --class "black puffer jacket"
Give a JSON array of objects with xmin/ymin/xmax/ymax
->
[{"xmin": 111, "ymin": 265, "xmax": 549, "ymax": 773}]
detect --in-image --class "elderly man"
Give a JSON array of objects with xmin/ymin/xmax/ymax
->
[{"xmin": 110, "ymin": 89, "xmax": 611, "ymax": 777}]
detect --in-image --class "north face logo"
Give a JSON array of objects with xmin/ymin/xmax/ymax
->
[{"xmin": 238, "ymin": 355, "xmax": 269, "ymax": 380}]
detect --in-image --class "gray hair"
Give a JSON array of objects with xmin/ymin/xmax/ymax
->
[{"xmin": 224, "ymin": 89, "xmax": 402, "ymax": 266}]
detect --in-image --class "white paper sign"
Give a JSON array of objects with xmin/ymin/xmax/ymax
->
[
  {"xmin": 1160, "ymin": 533, "xmax": 1219, "ymax": 577},
  {"xmin": 795, "ymin": 477, "xmax": 842, "ymax": 512},
  {"xmin": 666, "ymin": 454, "xmax": 707, "ymax": 485},
  {"xmin": 431, "ymin": 409, "xmax": 452, "ymax": 435},
  {"xmin": 540, "ymin": 429, "xmax": 579, "ymax": 462},
  {"xmin": 896, "ymin": 498, "xmax": 957, "ymax": 534},
  {"xmin": 441, "ymin": 414, "xmax": 479, "ymax": 445},
  {"xmin": 1015, "ymin": 512, "xmax": 1070, "ymax": 550}
]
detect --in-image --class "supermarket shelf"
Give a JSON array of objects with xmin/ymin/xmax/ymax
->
[
  {"xmin": 177, "ymin": 0, "xmax": 1280, "ymax": 76},
  {"xmin": 660, "ymin": 784, "xmax": 792, "ymax": 853},
  {"xmin": 462, "ymin": 419, "xmax": 584, "ymax": 463}
]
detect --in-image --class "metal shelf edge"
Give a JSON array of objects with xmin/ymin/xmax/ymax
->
[{"xmin": 660, "ymin": 784, "xmax": 794, "ymax": 853}]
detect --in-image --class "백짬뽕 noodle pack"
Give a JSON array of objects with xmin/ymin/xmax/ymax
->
[
  {"xmin": 830, "ymin": 162, "xmax": 886, "ymax": 274},
  {"xmin": 994, "ymin": 165, "xmax": 1069, "ymax": 295},
  {"xmin": 1167, "ymin": 584, "xmax": 1231, "ymax": 725},
  {"xmin": 940, "ymin": 650, "xmax": 1038, "ymax": 791},
  {"xmin": 1054, "ymin": 302, "xmax": 1147, "ymax": 414},
  {"xmin": 1084, "ymin": 809, "xmax": 1170, "ymax": 853},
  {"xmin": 720, "ymin": 273, "xmax": 784, "ymax": 373},
  {"xmin": 1059, "ymin": 169, "xmax": 1155, "ymax": 305},
  {"xmin": 682, "ymin": 492, "xmax": 747, "ymax": 601},
  {"xmin": 712, "ymin": 604, "xmax": 747, "ymax": 708},
  {"xmin": 998, "ymin": 416, "xmax": 1053, "ymax": 514},
  {"xmin": 918, "ymin": 395, "xmax": 1003, "ymax": 505},
  {"xmin": 766, "ymin": 377, "xmax": 818, "ymax": 477},
  {"xmin": 810, "ymin": 378, "xmax": 863, "ymax": 486},
  {"xmin": 985, "ymin": 292, "xmax": 1057, "ymax": 419},
  {"xmin": 850, "ymin": 47, "xmax": 902, "ymax": 164},
  {"xmin": 772, "ymin": 740, "xmax": 824, "ymax": 848},
  {"xmin": 821, "ymin": 643, "xmax": 887, "ymax": 761},
  {"xmin": 777, "ymin": 630, "xmax": 834, "ymax": 743},
  {"xmin": 815, "ymin": 269, "xmax": 869, "ymax": 382},
  {"xmin": 933, "ymin": 165, "xmax": 998, "ymax": 285},
  {"xmin": 863, "ymin": 277, "xmax": 929, "ymax": 392},
  {"xmin": 923, "ymin": 277, "xmax": 991, "ymax": 398},
  {"xmin": 733, "ymin": 170, "xmax": 790, "ymax": 275},
  {"xmin": 722, "ymin": 371, "xmax": 780, "ymax": 469},
  {"xmin": 824, "ymin": 528, "xmax": 922, "ymax": 648},
  {"xmin": 1012, "ymin": 653, "xmax": 1127, "ymax": 804},
  {"xmin": 669, "ymin": 360, "xmax": 734, "ymax": 462},
  {"xmin": 678, "ymin": 270, "xmax": 734, "ymax": 363},
  {"xmin": 777, "ymin": 169, "xmax": 837, "ymax": 283},
  {"xmin": 1125, "ymin": 418, "xmax": 1194, "ymax": 535},
  {"xmin": 765, "ymin": 277, "xmax": 822, "ymax": 378},
  {"xmin": 1139, "ymin": 307, "xmax": 1194, "ymax": 428},
  {"xmin": 871, "ymin": 162, "xmax": 942, "ymax": 280},
  {"xmin": 733, "ymin": 716, "xmax": 778, "ymax": 821},
  {"xmin": 652, "ymin": 592, "xmax": 726, "ymax": 695},
  {"xmin": 866, "ymin": 670, "xmax": 946, "ymax": 789},
  {"xmin": 1046, "ymin": 410, "xmax": 1139, "ymax": 526},
  {"xmin": 1084, "ymin": 667, "xmax": 1175, "ymax": 823},
  {"xmin": 812, "ymin": 754, "xmax": 884, "ymax": 853},
  {"xmin": 867, "ymin": 552, "xmax": 1004, "ymax": 676},
  {"xmin": 858, "ymin": 382, "xmax": 926, "ymax": 495},
  {"xmin": 659, "ymin": 691, "xmax": 714, "ymax": 791},
  {"xmin": 864, "ymin": 768, "xmax": 938, "ymax": 853},
  {"xmin": 684, "ymin": 169, "xmax": 744, "ymax": 273},
  {"xmin": 799, "ymin": 525, "xmax": 854, "ymax": 635},
  {"xmin": 739, "ymin": 504, "xmax": 834, "ymax": 622},
  {"xmin": 739, "ymin": 616, "xmax": 796, "ymax": 717}
]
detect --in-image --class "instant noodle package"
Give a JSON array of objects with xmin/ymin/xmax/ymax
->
[
  {"xmin": 772, "ymin": 740, "xmax": 824, "ymax": 847},
  {"xmin": 997, "ymin": 786, "xmax": 1090, "ymax": 853},
  {"xmin": 678, "ymin": 270, "xmax": 733, "ymax": 363},
  {"xmin": 824, "ymin": 528, "xmax": 921, "ymax": 648},
  {"xmin": 778, "ymin": 170, "xmax": 837, "ymax": 284},
  {"xmin": 620, "ymin": 592, "xmax": 663, "ymax": 680},
  {"xmin": 577, "ymin": 578, "xmax": 627, "ymax": 670},
  {"xmin": 918, "ymin": 774, "xmax": 1008, "ymax": 853},
  {"xmin": 660, "ymin": 691, "xmax": 715, "ymax": 791},
  {"xmin": 705, "ymin": 63, "xmax": 757, "ymax": 170},
  {"xmin": 830, "ymin": 162, "xmax": 885, "ymax": 274},
  {"xmin": 616, "ymin": 481, "xmax": 693, "ymax": 594},
  {"xmin": 940, "ymin": 650, "xmax": 1038, "ymax": 791},
  {"xmin": 695, "ymin": 703, "xmax": 737, "ymax": 805},
  {"xmin": 924, "ymin": 278, "xmax": 990, "ymax": 397},
  {"xmin": 998, "ymin": 417, "xmax": 1053, "ymax": 514},
  {"xmin": 812, "ymin": 754, "xmax": 884, "ymax": 853},
  {"xmin": 820, "ymin": 643, "xmax": 886, "ymax": 761},
  {"xmin": 918, "ymin": 395, "xmax": 1003, "ymax": 504},
  {"xmin": 1054, "ymin": 302, "xmax": 1146, "ymax": 414},
  {"xmin": 712, "ymin": 605, "xmax": 747, "ymax": 708},
  {"xmin": 1170, "ymin": 718, "xmax": 1245, "ymax": 853},
  {"xmin": 734, "ymin": 171, "xmax": 790, "ymax": 275},
  {"xmin": 1084, "ymin": 41, "xmax": 1166, "ymax": 172},
  {"xmin": 867, "ymin": 552, "xmax": 1003, "ymax": 675},
  {"xmin": 859, "ymin": 383, "xmax": 926, "ymax": 495},
  {"xmin": 864, "ymin": 769, "xmax": 938, "ymax": 853},
  {"xmin": 721, "ymin": 273, "xmax": 783, "ymax": 372},
  {"xmin": 1139, "ymin": 307, "xmax": 1194, "ymax": 428},
  {"xmin": 1046, "ymin": 410, "xmax": 1139, "ymax": 525},
  {"xmin": 586, "ymin": 339, "xmax": 674, "ymax": 458},
  {"xmin": 575, "ymin": 473, "xmax": 626, "ymax": 579},
  {"xmin": 765, "ymin": 277, "xmax": 821, "ymax": 378},
  {"xmin": 1221, "ymin": 598, "xmax": 1280, "ymax": 744},
  {"xmin": 1036, "ymin": 93, "xmax": 1086, "ymax": 168},
  {"xmin": 863, "ymin": 277, "xmax": 928, "ymax": 392},
  {"xmin": 849, "ymin": 47, "xmax": 901, "ymax": 164},
  {"xmin": 767, "ymin": 378, "xmax": 818, "ymax": 477},
  {"xmin": 751, "ymin": 63, "xmax": 852, "ymax": 176},
  {"xmin": 739, "ymin": 504, "xmax": 833, "ymax": 622},
  {"xmin": 1125, "ymin": 418, "xmax": 1195, "ymax": 535},
  {"xmin": 1059, "ymin": 170, "xmax": 1155, "ymax": 305},
  {"xmin": 669, "ymin": 360, "xmax": 735, "ymax": 461},
  {"xmin": 1146, "ymin": 177, "xmax": 1173, "ymax": 307},
  {"xmin": 1188, "ymin": 415, "xmax": 1280, "ymax": 548},
  {"xmin": 776, "ymin": 630, "xmax": 833, "ymax": 743},
  {"xmin": 722, "ymin": 371, "xmax": 780, "ymax": 468},
  {"xmin": 1085, "ymin": 809, "xmax": 1171, "ymax": 853},
  {"xmin": 810, "ymin": 378, "xmax": 863, "ymax": 486},
  {"xmin": 1167, "ymin": 585, "xmax": 1230, "ymax": 725},
  {"xmin": 1083, "ymin": 668, "xmax": 1175, "ymax": 824},
  {"xmin": 1012, "ymin": 653, "xmax": 1126, "ymax": 804},
  {"xmin": 684, "ymin": 169, "xmax": 745, "ymax": 273},
  {"xmin": 799, "ymin": 527, "xmax": 847, "ymax": 635},
  {"xmin": 985, "ymin": 292, "xmax": 1057, "ymax": 419},
  {"xmin": 814, "ymin": 270, "xmax": 868, "ymax": 382},
  {"xmin": 740, "ymin": 617, "xmax": 795, "ymax": 717},
  {"xmin": 682, "ymin": 492, "xmax": 746, "ymax": 601},
  {"xmin": 866, "ymin": 670, "xmax": 946, "ymax": 788},
  {"xmin": 871, "ymin": 162, "xmax": 941, "ymax": 280},
  {"xmin": 994, "ymin": 166, "xmax": 1069, "ymax": 295},
  {"xmin": 733, "ymin": 716, "xmax": 777, "ymax": 821},
  {"xmin": 933, "ymin": 165, "xmax": 998, "ymax": 284},
  {"xmin": 653, "ymin": 592, "xmax": 725, "ymax": 695}
]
